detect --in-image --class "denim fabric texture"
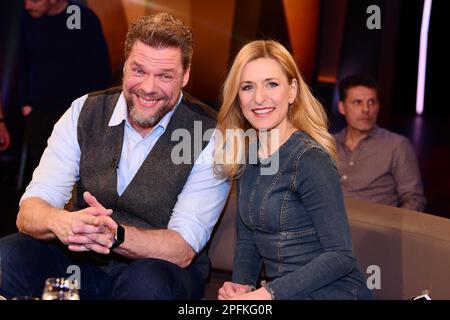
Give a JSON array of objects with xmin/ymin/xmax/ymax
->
[{"xmin": 232, "ymin": 131, "xmax": 373, "ymax": 300}]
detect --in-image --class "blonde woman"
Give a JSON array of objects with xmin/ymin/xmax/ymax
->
[{"xmin": 215, "ymin": 40, "xmax": 372, "ymax": 300}]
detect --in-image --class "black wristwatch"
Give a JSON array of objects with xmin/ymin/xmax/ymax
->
[{"xmin": 111, "ymin": 224, "xmax": 125, "ymax": 249}]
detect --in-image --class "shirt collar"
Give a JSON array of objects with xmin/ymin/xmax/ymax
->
[
  {"xmin": 335, "ymin": 124, "xmax": 380, "ymax": 145},
  {"xmin": 108, "ymin": 91, "xmax": 184, "ymax": 131},
  {"xmin": 367, "ymin": 124, "xmax": 380, "ymax": 138}
]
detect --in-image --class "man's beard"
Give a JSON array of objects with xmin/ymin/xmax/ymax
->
[{"xmin": 125, "ymin": 93, "xmax": 174, "ymax": 129}]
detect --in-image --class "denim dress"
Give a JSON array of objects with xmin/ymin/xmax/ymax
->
[{"xmin": 232, "ymin": 131, "xmax": 373, "ymax": 300}]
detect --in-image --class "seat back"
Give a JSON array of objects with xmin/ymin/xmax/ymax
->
[{"xmin": 208, "ymin": 190, "xmax": 450, "ymax": 299}]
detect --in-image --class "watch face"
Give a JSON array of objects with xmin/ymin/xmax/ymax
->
[
  {"xmin": 116, "ymin": 224, "xmax": 125, "ymax": 243},
  {"xmin": 111, "ymin": 224, "xmax": 125, "ymax": 249}
]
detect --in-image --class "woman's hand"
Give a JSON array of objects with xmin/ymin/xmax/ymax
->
[
  {"xmin": 218, "ymin": 282, "xmax": 253, "ymax": 300},
  {"xmin": 225, "ymin": 287, "xmax": 273, "ymax": 300}
]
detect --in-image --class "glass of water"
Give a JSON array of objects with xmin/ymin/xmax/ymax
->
[
  {"xmin": 41, "ymin": 277, "xmax": 80, "ymax": 300},
  {"xmin": 12, "ymin": 296, "xmax": 39, "ymax": 300}
]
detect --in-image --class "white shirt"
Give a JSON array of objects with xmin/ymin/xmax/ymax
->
[{"xmin": 21, "ymin": 92, "xmax": 230, "ymax": 253}]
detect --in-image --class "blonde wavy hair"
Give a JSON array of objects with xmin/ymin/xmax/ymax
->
[{"xmin": 215, "ymin": 40, "xmax": 336, "ymax": 179}]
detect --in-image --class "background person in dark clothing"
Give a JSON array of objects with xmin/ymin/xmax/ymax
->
[
  {"xmin": 0, "ymin": 89, "xmax": 11, "ymax": 152},
  {"xmin": 20, "ymin": 0, "xmax": 111, "ymax": 186}
]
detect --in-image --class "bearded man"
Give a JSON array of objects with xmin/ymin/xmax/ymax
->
[{"xmin": 0, "ymin": 13, "xmax": 230, "ymax": 300}]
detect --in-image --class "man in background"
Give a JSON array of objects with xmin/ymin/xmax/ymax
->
[
  {"xmin": 334, "ymin": 74, "xmax": 426, "ymax": 212},
  {"xmin": 20, "ymin": 0, "xmax": 111, "ymax": 185}
]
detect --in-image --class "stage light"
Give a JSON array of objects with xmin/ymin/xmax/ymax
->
[{"xmin": 416, "ymin": 0, "xmax": 433, "ymax": 115}]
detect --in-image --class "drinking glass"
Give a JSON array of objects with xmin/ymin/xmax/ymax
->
[
  {"xmin": 12, "ymin": 296, "xmax": 39, "ymax": 300},
  {"xmin": 41, "ymin": 277, "xmax": 80, "ymax": 300}
]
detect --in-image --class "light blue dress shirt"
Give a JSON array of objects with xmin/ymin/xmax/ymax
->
[{"xmin": 21, "ymin": 92, "xmax": 230, "ymax": 253}]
